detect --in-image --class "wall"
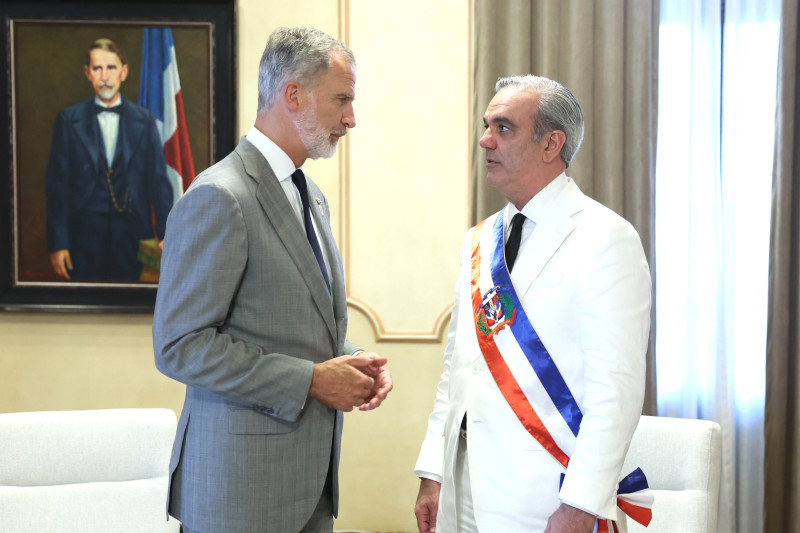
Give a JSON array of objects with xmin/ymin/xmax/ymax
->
[{"xmin": 0, "ymin": 1, "xmax": 470, "ymax": 531}]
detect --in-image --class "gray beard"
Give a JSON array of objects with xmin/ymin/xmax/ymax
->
[
  {"xmin": 97, "ymin": 86, "xmax": 117, "ymax": 102},
  {"xmin": 295, "ymin": 106, "xmax": 337, "ymax": 160}
]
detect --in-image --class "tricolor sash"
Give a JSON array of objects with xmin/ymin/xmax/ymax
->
[{"xmin": 469, "ymin": 210, "xmax": 652, "ymax": 531}]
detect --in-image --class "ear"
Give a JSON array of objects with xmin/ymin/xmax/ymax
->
[
  {"xmin": 119, "ymin": 63, "xmax": 129, "ymax": 83},
  {"xmin": 542, "ymin": 130, "xmax": 566, "ymax": 164},
  {"xmin": 283, "ymin": 81, "xmax": 304, "ymax": 112},
  {"xmin": 84, "ymin": 65, "xmax": 92, "ymax": 82}
]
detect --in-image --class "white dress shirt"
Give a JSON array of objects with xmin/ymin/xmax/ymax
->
[
  {"xmin": 245, "ymin": 126, "xmax": 332, "ymax": 283},
  {"xmin": 95, "ymin": 97, "xmax": 122, "ymax": 167}
]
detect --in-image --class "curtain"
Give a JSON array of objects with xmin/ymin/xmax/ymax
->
[
  {"xmin": 656, "ymin": 1, "xmax": 781, "ymax": 531},
  {"xmin": 764, "ymin": 0, "xmax": 800, "ymax": 530},
  {"xmin": 472, "ymin": 0, "xmax": 659, "ymax": 413}
]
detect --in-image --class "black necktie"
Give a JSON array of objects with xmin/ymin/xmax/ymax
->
[
  {"xmin": 505, "ymin": 213, "xmax": 526, "ymax": 272},
  {"xmin": 291, "ymin": 169, "xmax": 331, "ymax": 291},
  {"xmin": 95, "ymin": 105, "xmax": 121, "ymax": 115}
]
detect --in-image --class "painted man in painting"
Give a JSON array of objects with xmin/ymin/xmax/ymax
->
[{"xmin": 46, "ymin": 38, "xmax": 172, "ymax": 281}]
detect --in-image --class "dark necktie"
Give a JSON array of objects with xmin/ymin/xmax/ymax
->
[
  {"xmin": 291, "ymin": 169, "xmax": 331, "ymax": 291},
  {"xmin": 95, "ymin": 104, "xmax": 121, "ymax": 115},
  {"xmin": 505, "ymin": 213, "xmax": 526, "ymax": 271}
]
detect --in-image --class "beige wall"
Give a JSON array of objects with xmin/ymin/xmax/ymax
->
[{"xmin": 0, "ymin": 1, "xmax": 470, "ymax": 531}]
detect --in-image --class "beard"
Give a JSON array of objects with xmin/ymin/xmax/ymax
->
[
  {"xmin": 294, "ymin": 97, "xmax": 341, "ymax": 160},
  {"xmin": 96, "ymin": 83, "xmax": 118, "ymax": 103}
]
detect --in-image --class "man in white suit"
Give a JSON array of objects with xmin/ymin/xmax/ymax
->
[
  {"xmin": 154, "ymin": 27, "xmax": 392, "ymax": 533},
  {"xmin": 414, "ymin": 75, "xmax": 651, "ymax": 533}
]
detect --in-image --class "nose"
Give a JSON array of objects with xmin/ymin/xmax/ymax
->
[
  {"xmin": 342, "ymin": 103, "xmax": 356, "ymax": 129},
  {"xmin": 479, "ymin": 129, "xmax": 495, "ymax": 150}
]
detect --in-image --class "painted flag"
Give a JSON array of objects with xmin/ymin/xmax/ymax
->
[{"xmin": 139, "ymin": 27, "xmax": 195, "ymax": 205}]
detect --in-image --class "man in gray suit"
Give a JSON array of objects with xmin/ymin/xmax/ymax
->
[{"xmin": 153, "ymin": 26, "xmax": 392, "ymax": 533}]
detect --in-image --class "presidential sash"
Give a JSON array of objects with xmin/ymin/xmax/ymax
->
[{"xmin": 469, "ymin": 210, "xmax": 652, "ymax": 532}]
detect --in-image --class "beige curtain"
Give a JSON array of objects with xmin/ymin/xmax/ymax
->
[
  {"xmin": 764, "ymin": 0, "xmax": 800, "ymax": 530},
  {"xmin": 472, "ymin": 0, "xmax": 659, "ymax": 414}
]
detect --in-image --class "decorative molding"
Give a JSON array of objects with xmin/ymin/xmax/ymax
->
[
  {"xmin": 467, "ymin": 0, "xmax": 474, "ymax": 225},
  {"xmin": 347, "ymin": 298, "xmax": 452, "ymax": 343},
  {"xmin": 336, "ymin": 1, "xmax": 469, "ymax": 343}
]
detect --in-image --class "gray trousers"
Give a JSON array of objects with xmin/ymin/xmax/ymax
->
[{"xmin": 181, "ymin": 470, "xmax": 333, "ymax": 533}]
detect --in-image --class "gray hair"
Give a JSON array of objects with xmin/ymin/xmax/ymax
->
[
  {"xmin": 495, "ymin": 75, "xmax": 584, "ymax": 167},
  {"xmin": 257, "ymin": 26, "xmax": 355, "ymax": 112}
]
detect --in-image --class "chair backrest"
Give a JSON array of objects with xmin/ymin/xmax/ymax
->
[
  {"xmin": 622, "ymin": 415, "xmax": 722, "ymax": 533},
  {"xmin": 0, "ymin": 408, "xmax": 179, "ymax": 533}
]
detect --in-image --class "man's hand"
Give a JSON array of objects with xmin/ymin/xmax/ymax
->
[
  {"xmin": 308, "ymin": 355, "xmax": 377, "ymax": 411},
  {"xmin": 49, "ymin": 249, "xmax": 72, "ymax": 280},
  {"xmin": 414, "ymin": 478, "xmax": 441, "ymax": 533},
  {"xmin": 354, "ymin": 352, "xmax": 393, "ymax": 411},
  {"xmin": 544, "ymin": 503, "xmax": 596, "ymax": 533}
]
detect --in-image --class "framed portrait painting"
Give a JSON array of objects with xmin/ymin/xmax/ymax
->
[{"xmin": 0, "ymin": 0, "xmax": 235, "ymax": 311}]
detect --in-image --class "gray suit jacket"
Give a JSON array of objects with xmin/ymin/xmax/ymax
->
[{"xmin": 153, "ymin": 138, "xmax": 359, "ymax": 532}]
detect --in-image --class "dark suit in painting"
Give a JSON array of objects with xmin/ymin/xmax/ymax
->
[{"xmin": 46, "ymin": 95, "xmax": 172, "ymax": 281}]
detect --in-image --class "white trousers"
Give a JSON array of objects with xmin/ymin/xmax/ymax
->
[{"xmin": 453, "ymin": 433, "xmax": 479, "ymax": 533}]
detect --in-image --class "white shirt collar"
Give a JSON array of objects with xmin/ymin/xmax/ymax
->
[
  {"xmin": 246, "ymin": 126, "xmax": 299, "ymax": 182},
  {"xmin": 505, "ymin": 172, "xmax": 568, "ymax": 225}
]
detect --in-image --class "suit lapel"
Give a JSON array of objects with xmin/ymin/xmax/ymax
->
[
  {"xmin": 74, "ymin": 96, "xmax": 144, "ymax": 175},
  {"xmin": 511, "ymin": 178, "xmax": 584, "ymax": 296},
  {"xmin": 236, "ymin": 140, "xmax": 337, "ymax": 344},
  {"xmin": 74, "ymin": 98, "xmax": 103, "ymax": 175},
  {"xmin": 305, "ymin": 179, "xmax": 348, "ymax": 340},
  {"xmin": 118, "ymin": 96, "xmax": 145, "ymax": 173}
]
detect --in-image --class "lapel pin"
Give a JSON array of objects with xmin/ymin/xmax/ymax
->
[{"xmin": 315, "ymin": 198, "xmax": 324, "ymax": 216}]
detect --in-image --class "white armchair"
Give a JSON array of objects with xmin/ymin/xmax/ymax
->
[
  {"xmin": 622, "ymin": 415, "xmax": 722, "ymax": 533},
  {"xmin": 0, "ymin": 408, "xmax": 179, "ymax": 533}
]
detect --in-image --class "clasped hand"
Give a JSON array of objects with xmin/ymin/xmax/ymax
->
[{"xmin": 308, "ymin": 352, "xmax": 393, "ymax": 412}]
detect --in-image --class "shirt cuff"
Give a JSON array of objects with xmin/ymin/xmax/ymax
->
[{"xmin": 415, "ymin": 470, "xmax": 443, "ymax": 484}]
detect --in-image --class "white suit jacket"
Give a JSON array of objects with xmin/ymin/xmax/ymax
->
[{"xmin": 415, "ymin": 174, "xmax": 651, "ymax": 533}]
